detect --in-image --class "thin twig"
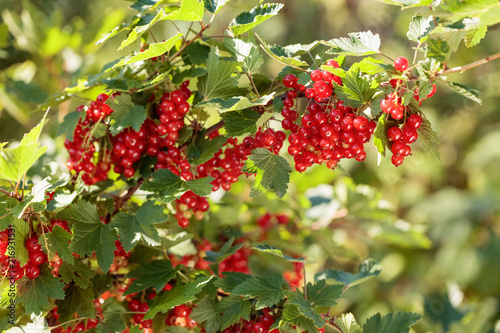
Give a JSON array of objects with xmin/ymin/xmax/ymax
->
[
  {"xmin": 438, "ymin": 51, "xmax": 500, "ymax": 76},
  {"xmin": 246, "ymin": 73, "xmax": 261, "ymax": 98},
  {"xmin": 111, "ymin": 178, "xmax": 145, "ymax": 216},
  {"xmin": 378, "ymin": 52, "xmax": 395, "ymax": 62},
  {"xmin": 170, "ymin": 22, "xmax": 210, "ymax": 61}
]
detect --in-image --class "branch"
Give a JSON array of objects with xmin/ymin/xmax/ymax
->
[
  {"xmin": 111, "ymin": 178, "xmax": 145, "ymax": 216},
  {"xmin": 438, "ymin": 51, "xmax": 500, "ymax": 75},
  {"xmin": 0, "ymin": 188, "xmax": 21, "ymax": 201},
  {"xmin": 170, "ymin": 22, "xmax": 210, "ymax": 60}
]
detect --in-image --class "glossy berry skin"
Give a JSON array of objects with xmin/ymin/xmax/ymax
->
[
  {"xmin": 25, "ymin": 237, "xmax": 41, "ymax": 252},
  {"xmin": 25, "ymin": 263, "xmax": 41, "ymax": 279},
  {"xmin": 394, "ymin": 57, "xmax": 409, "ymax": 71},
  {"xmin": 29, "ymin": 250, "xmax": 46, "ymax": 266}
]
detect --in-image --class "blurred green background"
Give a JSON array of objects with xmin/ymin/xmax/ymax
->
[{"xmin": 1, "ymin": 0, "xmax": 499, "ymax": 332}]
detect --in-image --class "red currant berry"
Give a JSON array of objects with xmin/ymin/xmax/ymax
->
[
  {"xmin": 394, "ymin": 57, "xmax": 409, "ymax": 72},
  {"xmin": 25, "ymin": 263, "xmax": 41, "ymax": 279}
]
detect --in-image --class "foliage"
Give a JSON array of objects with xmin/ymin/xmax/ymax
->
[{"xmin": 1, "ymin": 0, "xmax": 499, "ymax": 333}]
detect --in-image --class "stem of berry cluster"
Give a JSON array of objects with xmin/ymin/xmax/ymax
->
[
  {"xmin": 111, "ymin": 178, "xmax": 145, "ymax": 216},
  {"xmin": 438, "ymin": 51, "xmax": 500, "ymax": 75}
]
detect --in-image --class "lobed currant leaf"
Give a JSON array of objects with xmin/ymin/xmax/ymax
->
[
  {"xmin": 17, "ymin": 267, "xmax": 66, "ymax": 315},
  {"xmin": 231, "ymin": 274, "xmax": 286, "ymax": 309},
  {"xmin": 190, "ymin": 296, "xmax": 221, "ymax": 333},
  {"xmin": 198, "ymin": 47, "xmax": 247, "ymax": 101},
  {"xmin": 336, "ymin": 313, "xmax": 363, "ymax": 333},
  {"xmin": 118, "ymin": 9, "xmax": 167, "ymax": 50},
  {"xmin": 363, "ymin": 312, "xmax": 422, "ymax": 333},
  {"xmin": 59, "ymin": 259, "xmax": 95, "ymax": 288},
  {"xmin": 220, "ymin": 109, "xmax": 261, "ymax": 137},
  {"xmin": 243, "ymin": 148, "xmax": 292, "ymax": 198},
  {"xmin": 446, "ymin": 81, "xmax": 482, "ymax": 104},
  {"xmin": 222, "ymin": 37, "xmax": 264, "ymax": 74},
  {"xmin": 415, "ymin": 110, "xmax": 442, "ymax": 163},
  {"xmin": 124, "ymin": 259, "xmax": 179, "ymax": 295},
  {"xmin": 55, "ymin": 284, "xmax": 95, "ymax": 323},
  {"xmin": 228, "ymin": 3, "xmax": 284, "ymax": 36},
  {"xmin": 407, "ymin": 13, "xmax": 436, "ymax": 43},
  {"xmin": 110, "ymin": 200, "xmax": 166, "ymax": 251},
  {"xmin": 214, "ymin": 272, "xmax": 252, "ymax": 293},
  {"xmin": 107, "ymin": 94, "xmax": 147, "ymax": 135},
  {"xmin": 256, "ymin": 34, "xmax": 309, "ymax": 67},
  {"xmin": 57, "ymin": 201, "xmax": 117, "ymax": 273},
  {"xmin": 14, "ymin": 218, "xmax": 30, "ymax": 266},
  {"xmin": 39, "ymin": 225, "xmax": 73, "ymax": 264},
  {"xmin": 0, "ymin": 192, "xmax": 17, "ymax": 230},
  {"xmin": 96, "ymin": 299, "xmax": 127, "ymax": 333},
  {"xmin": 145, "ymin": 276, "xmax": 213, "ymax": 320},
  {"xmin": 306, "ymin": 280, "xmax": 344, "ymax": 308},
  {"xmin": 217, "ymin": 295, "xmax": 252, "ymax": 330},
  {"xmin": 323, "ymin": 31, "xmax": 381, "ymax": 56},
  {"xmin": 197, "ymin": 94, "xmax": 274, "ymax": 113}
]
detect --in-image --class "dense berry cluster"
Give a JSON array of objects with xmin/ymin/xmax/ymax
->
[
  {"xmin": 128, "ymin": 298, "xmax": 152, "ymax": 329},
  {"xmin": 284, "ymin": 262, "xmax": 304, "ymax": 290},
  {"xmin": 219, "ymin": 246, "xmax": 252, "ymax": 275},
  {"xmin": 165, "ymin": 304, "xmax": 197, "ymax": 329},
  {"xmin": 175, "ymin": 191, "xmax": 210, "ymax": 228},
  {"xmin": 0, "ymin": 229, "xmax": 24, "ymax": 282},
  {"xmin": 282, "ymin": 69, "xmax": 375, "ymax": 172},
  {"xmin": 387, "ymin": 113, "xmax": 423, "ymax": 166},
  {"xmin": 110, "ymin": 240, "xmax": 131, "ymax": 273},
  {"xmin": 23, "ymin": 236, "xmax": 46, "ymax": 279}
]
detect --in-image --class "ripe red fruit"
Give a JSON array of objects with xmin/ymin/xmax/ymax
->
[
  {"xmin": 407, "ymin": 114, "xmax": 423, "ymax": 129},
  {"xmin": 29, "ymin": 250, "xmax": 47, "ymax": 266},
  {"xmin": 25, "ymin": 263, "xmax": 41, "ymax": 279},
  {"xmin": 394, "ymin": 57, "xmax": 409, "ymax": 71},
  {"xmin": 25, "ymin": 237, "xmax": 41, "ymax": 252},
  {"xmin": 282, "ymin": 74, "xmax": 298, "ymax": 88}
]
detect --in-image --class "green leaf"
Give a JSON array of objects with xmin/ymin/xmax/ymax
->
[
  {"xmin": 14, "ymin": 218, "xmax": 30, "ymax": 266},
  {"xmin": 107, "ymin": 94, "xmax": 146, "ymax": 135},
  {"xmin": 113, "ymin": 32, "xmax": 183, "ymax": 68},
  {"xmin": 446, "ymin": 81, "xmax": 482, "ymax": 104},
  {"xmin": 416, "ymin": 111, "xmax": 441, "ymax": 162},
  {"xmin": 197, "ymin": 93, "xmax": 274, "ymax": 113},
  {"xmin": 57, "ymin": 111, "xmax": 85, "ymax": 141},
  {"xmin": 0, "ymin": 23, "xmax": 9, "ymax": 49},
  {"xmin": 164, "ymin": 0, "xmax": 205, "ymax": 22},
  {"xmin": 145, "ymin": 276, "xmax": 213, "ymax": 319},
  {"xmin": 314, "ymin": 258, "xmax": 382, "ymax": 289},
  {"xmin": 231, "ymin": 274, "xmax": 285, "ymax": 309},
  {"xmin": 96, "ymin": 299, "xmax": 127, "ymax": 333},
  {"xmin": 363, "ymin": 312, "xmax": 422, "ymax": 333},
  {"xmin": 185, "ymin": 177, "xmax": 215, "ymax": 196},
  {"xmin": 125, "ymin": 260, "xmax": 178, "ymax": 295},
  {"xmin": 191, "ymin": 296, "xmax": 221, "ymax": 333},
  {"xmin": 373, "ymin": 113, "xmax": 390, "ymax": 158},
  {"xmin": 187, "ymin": 135, "xmax": 228, "ymax": 165},
  {"xmin": 323, "ymin": 31, "xmax": 381, "ymax": 56},
  {"xmin": 221, "ymin": 109, "xmax": 261, "ymax": 136},
  {"xmin": 205, "ymin": 237, "xmax": 244, "ymax": 263},
  {"xmin": 205, "ymin": 0, "xmax": 230, "ymax": 14},
  {"xmin": 57, "ymin": 201, "xmax": 117, "ymax": 273},
  {"xmin": 342, "ymin": 66, "xmax": 378, "ymax": 104},
  {"xmin": 197, "ymin": 47, "xmax": 245, "ymax": 101},
  {"xmin": 5, "ymin": 314, "xmax": 50, "ymax": 333},
  {"xmin": 464, "ymin": 25, "xmax": 487, "ymax": 47},
  {"xmin": 141, "ymin": 168, "xmax": 214, "ymax": 201},
  {"xmin": 306, "ymin": 280, "xmax": 344, "ymax": 308},
  {"xmin": 214, "ymin": 272, "xmax": 252, "ymax": 293},
  {"xmin": 59, "ymin": 259, "xmax": 95, "ymax": 288},
  {"xmin": 229, "ymin": 3, "xmax": 284, "ymax": 36},
  {"xmin": 0, "ymin": 193, "xmax": 17, "ymax": 230},
  {"xmin": 39, "ymin": 225, "xmax": 74, "ymax": 264},
  {"xmin": 0, "ymin": 143, "xmax": 47, "ymax": 183},
  {"xmin": 55, "ymin": 284, "xmax": 95, "ymax": 323},
  {"xmin": 282, "ymin": 292, "xmax": 325, "ymax": 332},
  {"xmin": 110, "ymin": 200, "xmax": 166, "ymax": 251},
  {"xmin": 17, "ymin": 268, "xmax": 65, "ymax": 315},
  {"xmin": 118, "ymin": 9, "xmax": 167, "ymax": 50},
  {"xmin": 242, "ymin": 148, "xmax": 292, "ymax": 198},
  {"xmin": 217, "ymin": 295, "xmax": 252, "ymax": 329},
  {"xmin": 222, "ymin": 37, "xmax": 264, "ymax": 74},
  {"xmin": 256, "ymin": 34, "xmax": 309, "ymax": 67},
  {"xmin": 417, "ymin": 81, "xmax": 434, "ymax": 101},
  {"xmin": 130, "ymin": 0, "xmax": 163, "ymax": 12},
  {"xmin": 424, "ymin": 39, "xmax": 450, "ymax": 62},
  {"xmin": 250, "ymin": 243, "xmax": 306, "ymax": 262},
  {"xmin": 407, "ymin": 13, "xmax": 436, "ymax": 43},
  {"xmin": 336, "ymin": 313, "xmax": 362, "ymax": 333}
]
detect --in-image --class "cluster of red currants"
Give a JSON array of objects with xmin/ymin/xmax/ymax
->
[
  {"xmin": 387, "ymin": 114, "xmax": 423, "ymax": 166},
  {"xmin": 175, "ymin": 191, "xmax": 210, "ymax": 228},
  {"xmin": 0, "ymin": 229, "xmax": 24, "ymax": 281},
  {"xmin": 110, "ymin": 240, "xmax": 131, "ymax": 273},
  {"xmin": 219, "ymin": 246, "xmax": 252, "ymax": 275},
  {"xmin": 128, "ymin": 298, "xmax": 153, "ymax": 329},
  {"xmin": 165, "ymin": 304, "xmax": 197, "ymax": 328},
  {"xmin": 222, "ymin": 308, "xmax": 277, "ymax": 333},
  {"xmin": 23, "ymin": 236, "xmax": 47, "ymax": 279}
]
